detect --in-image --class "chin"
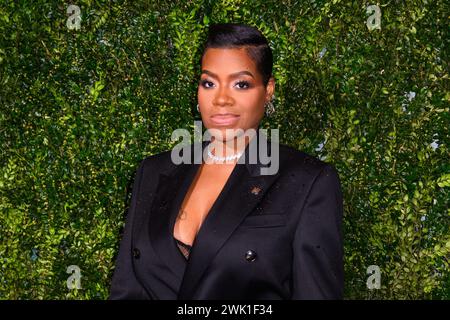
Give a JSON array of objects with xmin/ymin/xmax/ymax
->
[{"xmin": 205, "ymin": 127, "xmax": 239, "ymax": 141}]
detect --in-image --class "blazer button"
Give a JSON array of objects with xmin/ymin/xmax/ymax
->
[
  {"xmin": 245, "ymin": 250, "xmax": 257, "ymax": 262},
  {"xmin": 132, "ymin": 248, "xmax": 140, "ymax": 259}
]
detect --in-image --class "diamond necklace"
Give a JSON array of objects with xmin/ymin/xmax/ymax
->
[{"xmin": 206, "ymin": 143, "xmax": 243, "ymax": 162}]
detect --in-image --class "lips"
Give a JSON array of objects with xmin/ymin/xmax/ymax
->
[{"xmin": 210, "ymin": 114, "xmax": 240, "ymax": 126}]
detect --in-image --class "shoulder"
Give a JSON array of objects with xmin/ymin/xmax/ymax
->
[
  {"xmin": 137, "ymin": 141, "xmax": 202, "ymax": 173},
  {"xmin": 137, "ymin": 149, "xmax": 177, "ymax": 175},
  {"xmin": 278, "ymin": 143, "xmax": 337, "ymax": 176},
  {"xmin": 276, "ymin": 143, "xmax": 342, "ymax": 193}
]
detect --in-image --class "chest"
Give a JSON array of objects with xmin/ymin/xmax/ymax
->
[{"xmin": 173, "ymin": 163, "xmax": 236, "ymax": 246}]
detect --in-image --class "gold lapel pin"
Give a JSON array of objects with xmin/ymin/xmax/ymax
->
[{"xmin": 250, "ymin": 186, "xmax": 262, "ymax": 195}]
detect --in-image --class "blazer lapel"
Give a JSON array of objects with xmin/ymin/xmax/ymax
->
[
  {"xmin": 177, "ymin": 130, "xmax": 281, "ymax": 299},
  {"xmin": 147, "ymin": 143, "xmax": 205, "ymax": 280},
  {"xmin": 146, "ymin": 138, "xmax": 212, "ymax": 281}
]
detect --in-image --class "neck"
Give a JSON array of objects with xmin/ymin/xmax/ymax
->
[{"xmin": 207, "ymin": 129, "xmax": 257, "ymax": 163}]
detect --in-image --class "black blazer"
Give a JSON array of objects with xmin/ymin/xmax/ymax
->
[{"xmin": 109, "ymin": 130, "xmax": 344, "ymax": 300}]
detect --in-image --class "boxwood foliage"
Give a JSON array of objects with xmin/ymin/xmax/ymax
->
[{"xmin": 0, "ymin": 0, "xmax": 448, "ymax": 299}]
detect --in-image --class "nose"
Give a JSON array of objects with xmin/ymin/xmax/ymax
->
[{"xmin": 213, "ymin": 86, "xmax": 233, "ymax": 107}]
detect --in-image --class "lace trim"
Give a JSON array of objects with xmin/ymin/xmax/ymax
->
[{"xmin": 175, "ymin": 238, "xmax": 192, "ymax": 259}]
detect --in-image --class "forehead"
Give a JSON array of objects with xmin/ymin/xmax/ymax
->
[{"xmin": 201, "ymin": 48, "xmax": 258, "ymax": 74}]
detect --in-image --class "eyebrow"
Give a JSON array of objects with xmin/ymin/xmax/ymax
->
[{"xmin": 201, "ymin": 69, "xmax": 255, "ymax": 79}]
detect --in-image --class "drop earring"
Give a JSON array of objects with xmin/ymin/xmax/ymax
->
[{"xmin": 265, "ymin": 96, "xmax": 275, "ymax": 116}]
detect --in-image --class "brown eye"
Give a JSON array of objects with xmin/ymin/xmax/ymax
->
[
  {"xmin": 235, "ymin": 81, "xmax": 250, "ymax": 89},
  {"xmin": 200, "ymin": 79, "xmax": 214, "ymax": 88}
]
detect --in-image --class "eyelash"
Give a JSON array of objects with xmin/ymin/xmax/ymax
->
[{"xmin": 200, "ymin": 80, "xmax": 251, "ymax": 90}]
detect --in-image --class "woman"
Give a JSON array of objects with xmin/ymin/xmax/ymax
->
[{"xmin": 110, "ymin": 23, "xmax": 344, "ymax": 300}]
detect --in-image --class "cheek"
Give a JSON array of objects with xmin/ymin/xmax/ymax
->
[
  {"xmin": 197, "ymin": 89, "xmax": 265, "ymax": 115},
  {"xmin": 242, "ymin": 95, "xmax": 264, "ymax": 109},
  {"xmin": 197, "ymin": 91, "xmax": 212, "ymax": 107},
  {"xmin": 238, "ymin": 94, "xmax": 265, "ymax": 114}
]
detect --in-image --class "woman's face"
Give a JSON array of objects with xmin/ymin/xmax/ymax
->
[{"xmin": 198, "ymin": 48, "xmax": 275, "ymax": 142}]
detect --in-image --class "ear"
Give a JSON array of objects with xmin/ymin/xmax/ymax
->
[{"xmin": 265, "ymin": 76, "xmax": 275, "ymax": 102}]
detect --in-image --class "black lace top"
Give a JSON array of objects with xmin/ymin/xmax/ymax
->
[{"xmin": 174, "ymin": 237, "xmax": 192, "ymax": 260}]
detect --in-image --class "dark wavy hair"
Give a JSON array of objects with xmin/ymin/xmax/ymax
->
[{"xmin": 199, "ymin": 23, "xmax": 273, "ymax": 87}]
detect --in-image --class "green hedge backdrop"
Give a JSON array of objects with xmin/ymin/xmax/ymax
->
[{"xmin": 0, "ymin": 0, "xmax": 448, "ymax": 299}]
